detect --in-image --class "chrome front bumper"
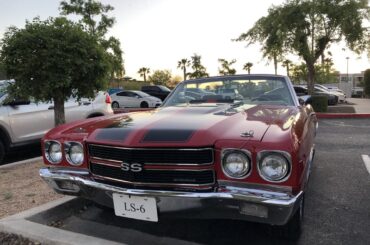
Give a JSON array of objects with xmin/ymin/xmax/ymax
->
[{"xmin": 39, "ymin": 167, "xmax": 303, "ymax": 225}]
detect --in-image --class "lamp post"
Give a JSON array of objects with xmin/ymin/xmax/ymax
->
[{"xmin": 346, "ymin": 57, "xmax": 349, "ymax": 83}]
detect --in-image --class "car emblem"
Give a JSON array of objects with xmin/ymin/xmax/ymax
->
[
  {"xmin": 121, "ymin": 162, "xmax": 143, "ymax": 172},
  {"xmin": 240, "ymin": 130, "xmax": 254, "ymax": 138}
]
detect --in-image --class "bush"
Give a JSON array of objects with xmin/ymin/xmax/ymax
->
[
  {"xmin": 364, "ymin": 69, "xmax": 370, "ymax": 97},
  {"xmin": 310, "ymin": 95, "xmax": 328, "ymax": 112}
]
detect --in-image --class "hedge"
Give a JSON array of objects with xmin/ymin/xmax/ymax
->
[{"xmin": 310, "ymin": 95, "xmax": 328, "ymax": 112}]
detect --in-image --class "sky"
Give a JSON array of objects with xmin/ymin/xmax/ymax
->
[{"xmin": 0, "ymin": 0, "xmax": 369, "ymax": 80}]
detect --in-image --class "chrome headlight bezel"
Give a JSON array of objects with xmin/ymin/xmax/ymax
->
[
  {"xmin": 64, "ymin": 141, "xmax": 84, "ymax": 166},
  {"xmin": 221, "ymin": 149, "xmax": 252, "ymax": 179},
  {"xmin": 44, "ymin": 140, "xmax": 62, "ymax": 164},
  {"xmin": 257, "ymin": 151, "xmax": 291, "ymax": 183}
]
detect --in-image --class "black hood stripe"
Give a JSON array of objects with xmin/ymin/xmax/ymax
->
[
  {"xmin": 142, "ymin": 129, "xmax": 194, "ymax": 142},
  {"xmin": 96, "ymin": 128, "xmax": 132, "ymax": 141}
]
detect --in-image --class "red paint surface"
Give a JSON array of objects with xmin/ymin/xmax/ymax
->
[{"xmin": 42, "ymin": 104, "xmax": 317, "ymax": 193}]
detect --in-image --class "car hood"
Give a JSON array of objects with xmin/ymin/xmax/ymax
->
[{"xmin": 53, "ymin": 104, "xmax": 300, "ymax": 147}]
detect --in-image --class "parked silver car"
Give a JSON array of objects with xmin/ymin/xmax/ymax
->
[
  {"xmin": 0, "ymin": 80, "xmax": 113, "ymax": 163},
  {"xmin": 111, "ymin": 90, "xmax": 162, "ymax": 108}
]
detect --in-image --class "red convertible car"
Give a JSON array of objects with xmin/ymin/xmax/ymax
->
[{"xmin": 40, "ymin": 75, "xmax": 317, "ymax": 239}]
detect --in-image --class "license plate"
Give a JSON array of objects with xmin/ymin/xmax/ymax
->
[{"xmin": 112, "ymin": 193, "xmax": 158, "ymax": 222}]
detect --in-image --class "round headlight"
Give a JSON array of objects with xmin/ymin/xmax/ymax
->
[
  {"xmin": 258, "ymin": 153, "xmax": 290, "ymax": 182},
  {"xmin": 45, "ymin": 141, "xmax": 62, "ymax": 164},
  {"xmin": 65, "ymin": 142, "xmax": 84, "ymax": 166},
  {"xmin": 222, "ymin": 151, "xmax": 251, "ymax": 179}
]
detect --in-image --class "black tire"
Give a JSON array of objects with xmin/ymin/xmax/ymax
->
[
  {"xmin": 270, "ymin": 194, "xmax": 304, "ymax": 241},
  {"xmin": 112, "ymin": 101, "xmax": 120, "ymax": 109},
  {"xmin": 0, "ymin": 140, "xmax": 5, "ymax": 165},
  {"xmin": 140, "ymin": 101, "xmax": 149, "ymax": 108}
]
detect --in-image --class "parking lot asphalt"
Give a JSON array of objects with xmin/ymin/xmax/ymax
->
[{"xmin": 1, "ymin": 118, "xmax": 370, "ymax": 245}]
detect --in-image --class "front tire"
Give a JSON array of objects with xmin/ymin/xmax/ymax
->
[
  {"xmin": 0, "ymin": 140, "xmax": 5, "ymax": 165},
  {"xmin": 140, "ymin": 101, "xmax": 149, "ymax": 108},
  {"xmin": 112, "ymin": 101, "xmax": 119, "ymax": 109},
  {"xmin": 270, "ymin": 194, "xmax": 304, "ymax": 240}
]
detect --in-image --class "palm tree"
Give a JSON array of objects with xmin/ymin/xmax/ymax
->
[
  {"xmin": 282, "ymin": 59, "xmax": 292, "ymax": 77},
  {"xmin": 218, "ymin": 58, "xmax": 237, "ymax": 76},
  {"xmin": 188, "ymin": 54, "xmax": 209, "ymax": 79},
  {"xmin": 177, "ymin": 58, "xmax": 190, "ymax": 81},
  {"xmin": 138, "ymin": 67, "xmax": 150, "ymax": 82},
  {"xmin": 243, "ymin": 62, "xmax": 253, "ymax": 74}
]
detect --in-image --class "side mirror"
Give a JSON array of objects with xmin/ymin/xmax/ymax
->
[{"xmin": 298, "ymin": 98, "xmax": 305, "ymax": 106}]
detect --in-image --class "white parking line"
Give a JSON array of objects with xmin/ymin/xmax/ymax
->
[{"xmin": 361, "ymin": 155, "xmax": 370, "ymax": 175}]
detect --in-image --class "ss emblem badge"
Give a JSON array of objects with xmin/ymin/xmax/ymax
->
[{"xmin": 121, "ymin": 162, "xmax": 143, "ymax": 172}]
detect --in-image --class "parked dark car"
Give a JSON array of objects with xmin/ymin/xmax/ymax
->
[
  {"xmin": 293, "ymin": 86, "xmax": 338, "ymax": 105},
  {"xmin": 141, "ymin": 85, "xmax": 171, "ymax": 101}
]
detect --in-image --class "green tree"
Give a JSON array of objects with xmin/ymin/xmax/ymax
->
[
  {"xmin": 0, "ymin": 17, "xmax": 110, "ymax": 126},
  {"xmin": 218, "ymin": 58, "xmax": 237, "ymax": 75},
  {"xmin": 148, "ymin": 70, "xmax": 172, "ymax": 85},
  {"xmin": 60, "ymin": 0, "xmax": 124, "ymax": 78},
  {"xmin": 188, "ymin": 54, "xmax": 209, "ymax": 79},
  {"xmin": 0, "ymin": 61, "xmax": 7, "ymax": 80},
  {"xmin": 177, "ymin": 58, "xmax": 190, "ymax": 81},
  {"xmin": 364, "ymin": 69, "xmax": 370, "ymax": 97},
  {"xmin": 236, "ymin": 0, "xmax": 370, "ymax": 94},
  {"xmin": 243, "ymin": 62, "xmax": 253, "ymax": 74},
  {"xmin": 138, "ymin": 67, "xmax": 150, "ymax": 82},
  {"xmin": 290, "ymin": 62, "xmax": 339, "ymax": 84}
]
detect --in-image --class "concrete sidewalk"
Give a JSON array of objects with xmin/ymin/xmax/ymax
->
[{"xmin": 347, "ymin": 98, "xmax": 370, "ymax": 114}]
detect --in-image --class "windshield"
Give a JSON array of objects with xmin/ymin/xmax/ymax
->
[
  {"xmin": 134, "ymin": 91, "xmax": 151, "ymax": 97},
  {"xmin": 163, "ymin": 76, "xmax": 295, "ymax": 107}
]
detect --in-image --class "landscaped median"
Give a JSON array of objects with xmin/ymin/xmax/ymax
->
[
  {"xmin": 0, "ymin": 159, "xmax": 62, "ymax": 244},
  {"xmin": 0, "ymin": 159, "xmax": 62, "ymax": 219}
]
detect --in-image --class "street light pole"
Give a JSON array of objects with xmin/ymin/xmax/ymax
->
[{"xmin": 346, "ymin": 57, "xmax": 349, "ymax": 83}]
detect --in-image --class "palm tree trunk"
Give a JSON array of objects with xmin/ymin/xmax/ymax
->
[
  {"xmin": 273, "ymin": 54, "xmax": 278, "ymax": 75},
  {"xmin": 307, "ymin": 61, "xmax": 315, "ymax": 95},
  {"xmin": 183, "ymin": 68, "xmax": 186, "ymax": 81}
]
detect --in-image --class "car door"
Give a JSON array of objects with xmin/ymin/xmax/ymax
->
[
  {"xmin": 125, "ymin": 91, "xmax": 141, "ymax": 107},
  {"xmin": 6, "ymin": 98, "xmax": 54, "ymax": 143},
  {"xmin": 115, "ymin": 91, "xmax": 134, "ymax": 107}
]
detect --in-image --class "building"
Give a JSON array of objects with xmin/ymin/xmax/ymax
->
[{"xmin": 338, "ymin": 71, "xmax": 364, "ymax": 87}]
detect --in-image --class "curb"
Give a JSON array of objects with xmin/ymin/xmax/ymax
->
[
  {"xmin": 0, "ymin": 156, "xmax": 42, "ymax": 170},
  {"xmin": 0, "ymin": 197, "xmax": 123, "ymax": 245},
  {"xmin": 316, "ymin": 113, "xmax": 370, "ymax": 119}
]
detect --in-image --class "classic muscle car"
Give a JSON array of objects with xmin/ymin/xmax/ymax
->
[{"xmin": 40, "ymin": 74, "xmax": 317, "ymax": 239}]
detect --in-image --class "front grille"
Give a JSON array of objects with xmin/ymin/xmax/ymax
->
[
  {"xmin": 90, "ymin": 163, "xmax": 215, "ymax": 185},
  {"xmin": 88, "ymin": 144, "xmax": 213, "ymax": 165}
]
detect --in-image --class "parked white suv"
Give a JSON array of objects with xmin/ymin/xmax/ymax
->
[{"xmin": 0, "ymin": 80, "xmax": 113, "ymax": 163}]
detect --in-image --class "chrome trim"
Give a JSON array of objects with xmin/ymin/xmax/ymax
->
[
  {"xmin": 218, "ymin": 180, "xmax": 293, "ymax": 194},
  {"xmin": 44, "ymin": 140, "xmax": 62, "ymax": 164},
  {"xmin": 64, "ymin": 141, "xmax": 84, "ymax": 166},
  {"xmin": 40, "ymin": 167, "xmax": 301, "ymax": 202},
  {"xmin": 257, "ymin": 150, "xmax": 292, "ymax": 183},
  {"xmin": 40, "ymin": 167, "xmax": 303, "ymax": 225},
  {"xmin": 88, "ymin": 144, "xmax": 215, "ymax": 165},
  {"xmin": 221, "ymin": 148, "xmax": 252, "ymax": 180},
  {"xmin": 89, "ymin": 161, "xmax": 216, "ymax": 187},
  {"xmin": 90, "ymin": 160, "xmax": 214, "ymax": 172},
  {"xmin": 90, "ymin": 156, "xmax": 122, "ymax": 164},
  {"xmin": 90, "ymin": 160, "xmax": 120, "ymax": 168},
  {"xmin": 92, "ymin": 173, "xmax": 216, "ymax": 188}
]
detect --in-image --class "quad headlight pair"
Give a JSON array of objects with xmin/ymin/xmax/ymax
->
[
  {"xmin": 221, "ymin": 149, "xmax": 291, "ymax": 182},
  {"xmin": 44, "ymin": 141, "xmax": 84, "ymax": 166}
]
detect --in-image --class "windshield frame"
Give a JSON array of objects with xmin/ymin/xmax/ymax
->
[{"xmin": 162, "ymin": 75, "xmax": 299, "ymax": 108}]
